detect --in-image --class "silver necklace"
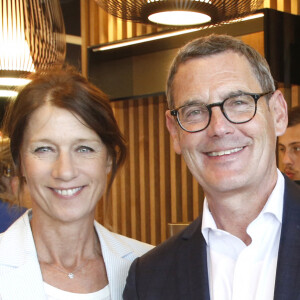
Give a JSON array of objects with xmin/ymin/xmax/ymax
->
[
  {"xmin": 38, "ymin": 248, "xmax": 102, "ymax": 279},
  {"xmin": 50, "ymin": 263, "xmax": 87, "ymax": 279},
  {"xmin": 38, "ymin": 236, "xmax": 101, "ymax": 279}
]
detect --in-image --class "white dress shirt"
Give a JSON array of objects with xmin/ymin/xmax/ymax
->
[{"xmin": 202, "ymin": 170, "xmax": 284, "ymax": 300}]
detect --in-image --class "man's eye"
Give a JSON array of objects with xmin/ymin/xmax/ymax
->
[
  {"xmin": 182, "ymin": 106, "xmax": 206, "ymax": 119},
  {"xmin": 232, "ymin": 100, "xmax": 247, "ymax": 105},
  {"xmin": 278, "ymin": 145, "xmax": 285, "ymax": 153},
  {"xmin": 294, "ymin": 146, "xmax": 300, "ymax": 152}
]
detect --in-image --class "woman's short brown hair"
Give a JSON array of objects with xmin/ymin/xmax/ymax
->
[{"xmin": 2, "ymin": 67, "xmax": 126, "ymax": 197}]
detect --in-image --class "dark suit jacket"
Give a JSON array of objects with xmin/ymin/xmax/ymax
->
[{"xmin": 123, "ymin": 177, "xmax": 300, "ymax": 300}]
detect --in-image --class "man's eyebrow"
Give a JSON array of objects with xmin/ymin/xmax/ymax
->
[
  {"xmin": 179, "ymin": 90, "xmax": 249, "ymax": 107},
  {"xmin": 181, "ymin": 99, "xmax": 205, "ymax": 106},
  {"xmin": 224, "ymin": 90, "xmax": 248, "ymax": 99},
  {"xmin": 289, "ymin": 142, "xmax": 300, "ymax": 146}
]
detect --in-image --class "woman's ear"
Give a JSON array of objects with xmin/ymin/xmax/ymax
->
[
  {"xmin": 165, "ymin": 110, "xmax": 182, "ymax": 155},
  {"xmin": 106, "ymin": 156, "xmax": 112, "ymax": 174}
]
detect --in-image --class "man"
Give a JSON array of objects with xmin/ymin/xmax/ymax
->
[
  {"xmin": 123, "ymin": 34, "xmax": 300, "ymax": 300},
  {"xmin": 278, "ymin": 106, "xmax": 300, "ymax": 184}
]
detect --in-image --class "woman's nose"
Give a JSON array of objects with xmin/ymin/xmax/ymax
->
[{"xmin": 51, "ymin": 152, "xmax": 78, "ymax": 181}]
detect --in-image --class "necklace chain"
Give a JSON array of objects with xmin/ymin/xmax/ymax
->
[
  {"xmin": 39, "ymin": 259, "xmax": 89, "ymax": 279},
  {"xmin": 37, "ymin": 235, "xmax": 101, "ymax": 279},
  {"xmin": 51, "ymin": 262, "xmax": 87, "ymax": 279}
]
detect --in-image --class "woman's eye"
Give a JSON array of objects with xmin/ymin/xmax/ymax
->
[
  {"xmin": 34, "ymin": 146, "xmax": 53, "ymax": 153},
  {"xmin": 77, "ymin": 146, "xmax": 94, "ymax": 153}
]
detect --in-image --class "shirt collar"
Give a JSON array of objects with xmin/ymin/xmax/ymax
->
[{"xmin": 201, "ymin": 169, "xmax": 285, "ymax": 244}]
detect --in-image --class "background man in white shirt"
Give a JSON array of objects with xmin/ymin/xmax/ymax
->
[
  {"xmin": 278, "ymin": 106, "xmax": 300, "ymax": 185},
  {"xmin": 123, "ymin": 34, "xmax": 300, "ymax": 300}
]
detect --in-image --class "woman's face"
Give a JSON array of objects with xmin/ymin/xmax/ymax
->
[{"xmin": 20, "ymin": 104, "xmax": 111, "ymax": 223}]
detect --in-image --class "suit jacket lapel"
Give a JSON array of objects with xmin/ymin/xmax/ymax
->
[
  {"xmin": 179, "ymin": 217, "xmax": 210, "ymax": 300},
  {"xmin": 274, "ymin": 177, "xmax": 300, "ymax": 300}
]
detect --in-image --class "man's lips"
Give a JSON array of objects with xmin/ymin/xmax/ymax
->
[
  {"xmin": 206, "ymin": 147, "xmax": 244, "ymax": 157},
  {"xmin": 284, "ymin": 170, "xmax": 295, "ymax": 179}
]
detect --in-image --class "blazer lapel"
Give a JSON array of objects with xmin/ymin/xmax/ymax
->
[
  {"xmin": 0, "ymin": 259, "xmax": 46, "ymax": 300},
  {"xmin": 0, "ymin": 211, "xmax": 46, "ymax": 300},
  {"xmin": 274, "ymin": 178, "xmax": 300, "ymax": 300},
  {"xmin": 94, "ymin": 222, "xmax": 140, "ymax": 300},
  {"xmin": 177, "ymin": 217, "xmax": 210, "ymax": 300}
]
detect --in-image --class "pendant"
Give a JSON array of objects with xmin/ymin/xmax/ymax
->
[{"xmin": 68, "ymin": 273, "xmax": 74, "ymax": 279}]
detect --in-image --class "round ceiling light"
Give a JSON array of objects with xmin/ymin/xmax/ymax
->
[
  {"xmin": 148, "ymin": 10, "xmax": 211, "ymax": 26},
  {"xmin": 95, "ymin": 0, "xmax": 264, "ymax": 27}
]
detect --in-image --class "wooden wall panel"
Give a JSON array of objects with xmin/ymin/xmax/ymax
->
[{"xmin": 99, "ymin": 95, "xmax": 202, "ymax": 245}]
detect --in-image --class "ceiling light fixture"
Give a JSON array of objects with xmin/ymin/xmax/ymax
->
[
  {"xmin": 93, "ymin": 13, "xmax": 264, "ymax": 52},
  {"xmin": 94, "ymin": 0, "xmax": 264, "ymax": 27},
  {"xmin": 0, "ymin": 0, "xmax": 66, "ymax": 97}
]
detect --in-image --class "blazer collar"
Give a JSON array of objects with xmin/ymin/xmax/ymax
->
[
  {"xmin": 0, "ymin": 210, "xmax": 46, "ymax": 299},
  {"xmin": 94, "ymin": 222, "xmax": 140, "ymax": 300},
  {"xmin": 177, "ymin": 217, "xmax": 210, "ymax": 300},
  {"xmin": 0, "ymin": 210, "xmax": 36, "ymax": 267}
]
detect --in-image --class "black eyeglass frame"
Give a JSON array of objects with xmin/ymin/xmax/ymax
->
[{"xmin": 170, "ymin": 91, "xmax": 274, "ymax": 133}]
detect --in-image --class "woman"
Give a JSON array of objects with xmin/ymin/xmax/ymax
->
[{"xmin": 0, "ymin": 68, "xmax": 153, "ymax": 299}]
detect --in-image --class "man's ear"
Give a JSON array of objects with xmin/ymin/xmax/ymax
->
[
  {"xmin": 269, "ymin": 90, "xmax": 288, "ymax": 137},
  {"xmin": 165, "ymin": 110, "xmax": 182, "ymax": 154}
]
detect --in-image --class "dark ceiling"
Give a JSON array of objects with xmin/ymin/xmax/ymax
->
[{"xmin": 60, "ymin": 0, "xmax": 81, "ymax": 37}]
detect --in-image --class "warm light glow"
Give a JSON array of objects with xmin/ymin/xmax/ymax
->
[
  {"xmin": 0, "ymin": 0, "xmax": 65, "ymax": 76},
  {"xmin": 0, "ymin": 0, "xmax": 35, "ymax": 72},
  {"xmin": 95, "ymin": 13, "xmax": 264, "ymax": 52},
  {"xmin": 95, "ymin": 28, "xmax": 201, "ymax": 51},
  {"xmin": 0, "ymin": 90, "xmax": 18, "ymax": 97},
  {"xmin": 148, "ymin": 10, "xmax": 211, "ymax": 26},
  {"xmin": 0, "ymin": 77, "xmax": 31, "ymax": 86}
]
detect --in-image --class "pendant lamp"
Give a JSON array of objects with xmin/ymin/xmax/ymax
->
[
  {"xmin": 0, "ymin": 0, "xmax": 66, "ymax": 97},
  {"xmin": 94, "ymin": 0, "xmax": 264, "ymax": 27}
]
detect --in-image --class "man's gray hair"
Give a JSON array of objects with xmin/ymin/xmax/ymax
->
[{"xmin": 166, "ymin": 34, "xmax": 275, "ymax": 109}]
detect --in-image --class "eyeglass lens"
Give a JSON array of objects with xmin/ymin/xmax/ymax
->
[{"xmin": 177, "ymin": 94, "xmax": 257, "ymax": 132}]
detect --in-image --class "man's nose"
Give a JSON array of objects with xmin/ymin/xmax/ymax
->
[
  {"xmin": 282, "ymin": 150, "xmax": 294, "ymax": 166},
  {"xmin": 206, "ymin": 106, "xmax": 235, "ymax": 137}
]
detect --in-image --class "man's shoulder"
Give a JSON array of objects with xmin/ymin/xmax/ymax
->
[
  {"xmin": 138, "ymin": 217, "xmax": 203, "ymax": 266},
  {"xmin": 283, "ymin": 176, "xmax": 300, "ymax": 205}
]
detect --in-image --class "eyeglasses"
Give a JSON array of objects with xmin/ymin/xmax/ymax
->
[{"xmin": 170, "ymin": 91, "xmax": 273, "ymax": 133}]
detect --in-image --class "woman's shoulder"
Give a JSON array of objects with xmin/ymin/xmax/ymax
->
[{"xmin": 94, "ymin": 221, "xmax": 154, "ymax": 256}]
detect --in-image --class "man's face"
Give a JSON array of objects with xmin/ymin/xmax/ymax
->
[
  {"xmin": 166, "ymin": 51, "xmax": 287, "ymax": 197},
  {"xmin": 278, "ymin": 123, "xmax": 300, "ymax": 181}
]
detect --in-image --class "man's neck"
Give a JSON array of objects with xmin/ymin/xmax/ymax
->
[{"xmin": 205, "ymin": 175, "xmax": 278, "ymax": 245}]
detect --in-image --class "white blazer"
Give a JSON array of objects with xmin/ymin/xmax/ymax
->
[{"xmin": 0, "ymin": 210, "xmax": 154, "ymax": 300}]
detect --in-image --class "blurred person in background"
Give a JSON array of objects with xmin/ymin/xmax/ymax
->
[
  {"xmin": 0, "ymin": 137, "xmax": 27, "ymax": 233},
  {"xmin": 0, "ymin": 67, "xmax": 153, "ymax": 300},
  {"xmin": 278, "ymin": 106, "xmax": 300, "ymax": 184}
]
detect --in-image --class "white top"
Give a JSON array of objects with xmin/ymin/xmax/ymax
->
[
  {"xmin": 44, "ymin": 282, "xmax": 110, "ymax": 300},
  {"xmin": 0, "ymin": 211, "xmax": 154, "ymax": 300},
  {"xmin": 202, "ymin": 169, "xmax": 284, "ymax": 300}
]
